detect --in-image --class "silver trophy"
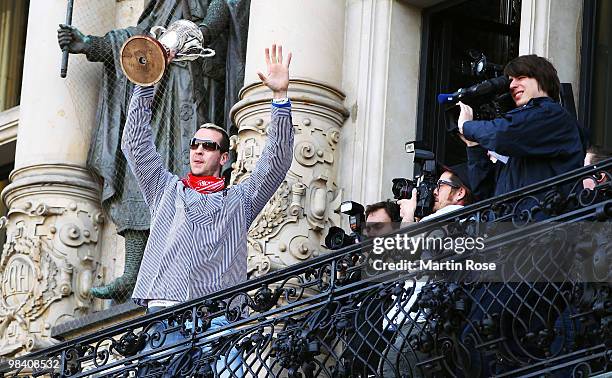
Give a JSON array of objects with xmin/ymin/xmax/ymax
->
[{"xmin": 120, "ymin": 20, "xmax": 215, "ymax": 86}]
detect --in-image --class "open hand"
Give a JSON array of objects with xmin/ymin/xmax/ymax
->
[{"xmin": 257, "ymin": 44, "xmax": 292, "ymax": 99}]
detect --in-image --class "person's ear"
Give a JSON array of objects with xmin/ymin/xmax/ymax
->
[
  {"xmin": 455, "ymin": 187, "xmax": 467, "ymax": 203},
  {"xmin": 220, "ymin": 151, "xmax": 229, "ymax": 166}
]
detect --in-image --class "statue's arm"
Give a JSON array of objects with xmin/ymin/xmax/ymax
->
[
  {"xmin": 82, "ymin": 35, "xmax": 113, "ymax": 63},
  {"xmin": 199, "ymin": 0, "xmax": 231, "ymax": 45},
  {"xmin": 58, "ymin": 24, "xmax": 145, "ymax": 64}
]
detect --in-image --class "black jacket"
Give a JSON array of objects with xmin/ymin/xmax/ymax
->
[{"xmin": 463, "ymin": 97, "xmax": 587, "ymax": 199}]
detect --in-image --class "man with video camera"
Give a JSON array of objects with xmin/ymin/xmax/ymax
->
[
  {"xmin": 457, "ymin": 54, "xmax": 587, "ymax": 199},
  {"xmin": 455, "ymin": 56, "xmax": 585, "ymax": 376}
]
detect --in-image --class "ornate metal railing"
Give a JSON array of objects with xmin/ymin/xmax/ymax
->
[{"xmin": 1, "ymin": 159, "xmax": 611, "ymax": 378}]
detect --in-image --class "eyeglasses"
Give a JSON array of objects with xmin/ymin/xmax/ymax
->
[
  {"xmin": 190, "ymin": 138, "xmax": 223, "ymax": 152},
  {"xmin": 436, "ymin": 179, "xmax": 461, "ymax": 191}
]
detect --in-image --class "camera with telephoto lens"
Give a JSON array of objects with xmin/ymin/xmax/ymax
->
[
  {"xmin": 324, "ymin": 201, "xmax": 365, "ymax": 250},
  {"xmin": 438, "ymin": 50, "xmax": 516, "ymax": 132},
  {"xmin": 392, "ymin": 141, "xmax": 437, "ymax": 219}
]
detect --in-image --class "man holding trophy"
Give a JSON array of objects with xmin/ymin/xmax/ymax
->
[
  {"xmin": 123, "ymin": 43, "xmax": 292, "ymax": 375},
  {"xmin": 57, "ymin": 0, "xmax": 250, "ymax": 301},
  {"xmin": 124, "ymin": 41, "xmax": 293, "ymax": 307}
]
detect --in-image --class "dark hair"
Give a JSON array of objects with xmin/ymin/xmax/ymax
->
[
  {"xmin": 198, "ymin": 123, "xmax": 230, "ymax": 152},
  {"xmin": 504, "ymin": 54, "xmax": 561, "ymax": 102},
  {"xmin": 447, "ymin": 172, "xmax": 474, "ymax": 205},
  {"xmin": 365, "ymin": 201, "xmax": 401, "ymax": 222}
]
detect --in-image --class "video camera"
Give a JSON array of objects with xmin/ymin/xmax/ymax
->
[
  {"xmin": 324, "ymin": 201, "xmax": 365, "ymax": 250},
  {"xmin": 439, "ymin": 50, "xmax": 515, "ymax": 132},
  {"xmin": 392, "ymin": 141, "xmax": 437, "ymax": 219}
]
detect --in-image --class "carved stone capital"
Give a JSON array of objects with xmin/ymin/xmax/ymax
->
[{"xmin": 0, "ymin": 164, "xmax": 102, "ymax": 357}]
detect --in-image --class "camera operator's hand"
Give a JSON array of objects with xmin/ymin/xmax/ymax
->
[
  {"xmin": 457, "ymin": 101, "xmax": 474, "ymax": 135},
  {"xmin": 398, "ymin": 189, "xmax": 418, "ymax": 223}
]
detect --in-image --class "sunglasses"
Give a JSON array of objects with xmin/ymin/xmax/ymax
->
[
  {"xmin": 436, "ymin": 179, "xmax": 461, "ymax": 190},
  {"xmin": 190, "ymin": 138, "xmax": 223, "ymax": 152}
]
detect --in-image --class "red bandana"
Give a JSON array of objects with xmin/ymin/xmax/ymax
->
[{"xmin": 181, "ymin": 173, "xmax": 226, "ymax": 194}]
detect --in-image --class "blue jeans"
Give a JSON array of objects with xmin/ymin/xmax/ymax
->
[{"xmin": 138, "ymin": 307, "xmax": 243, "ymax": 377}]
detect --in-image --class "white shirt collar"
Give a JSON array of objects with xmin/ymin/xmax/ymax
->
[{"xmin": 420, "ymin": 204, "xmax": 464, "ymax": 222}]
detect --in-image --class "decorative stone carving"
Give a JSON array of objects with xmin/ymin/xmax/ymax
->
[
  {"xmin": 0, "ymin": 165, "xmax": 102, "ymax": 357},
  {"xmin": 231, "ymin": 80, "xmax": 349, "ymax": 277},
  {"xmin": 249, "ymin": 181, "xmax": 292, "ymax": 241},
  {"xmin": 246, "ymin": 239, "xmax": 271, "ymax": 278},
  {"xmin": 0, "ymin": 237, "xmax": 60, "ymax": 355},
  {"xmin": 287, "ymin": 235, "xmax": 314, "ymax": 261}
]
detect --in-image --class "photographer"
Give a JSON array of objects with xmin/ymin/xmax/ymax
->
[
  {"xmin": 398, "ymin": 164, "xmax": 474, "ymax": 223},
  {"xmin": 457, "ymin": 55, "xmax": 587, "ymax": 198},
  {"xmin": 364, "ymin": 201, "xmax": 401, "ymax": 237},
  {"xmin": 378, "ymin": 166, "xmax": 473, "ymax": 377}
]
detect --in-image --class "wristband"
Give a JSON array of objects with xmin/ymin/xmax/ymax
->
[{"xmin": 272, "ymin": 97, "xmax": 291, "ymax": 108}]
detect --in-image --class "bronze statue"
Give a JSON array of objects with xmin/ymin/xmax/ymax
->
[{"xmin": 57, "ymin": 0, "xmax": 250, "ymax": 301}]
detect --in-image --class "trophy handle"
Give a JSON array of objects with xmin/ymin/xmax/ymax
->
[
  {"xmin": 175, "ymin": 47, "xmax": 216, "ymax": 61},
  {"xmin": 150, "ymin": 26, "xmax": 166, "ymax": 39}
]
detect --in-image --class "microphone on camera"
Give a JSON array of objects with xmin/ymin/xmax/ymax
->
[{"xmin": 437, "ymin": 75, "xmax": 510, "ymax": 104}]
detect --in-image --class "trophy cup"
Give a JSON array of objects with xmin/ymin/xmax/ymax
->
[{"xmin": 120, "ymin": 20, "xmax": 215, "ymax": 86}]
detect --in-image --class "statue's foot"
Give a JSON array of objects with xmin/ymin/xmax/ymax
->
[
  {"xmin": 90, "ymin": 275, "xmax": 135, "ymax": 302},
  {"xmin": 91, "ymin": 230, "xmax": 146, "ymax": 302}
]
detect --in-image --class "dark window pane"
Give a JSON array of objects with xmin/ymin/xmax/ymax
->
[
  {"xmin": 590, "ymin": 0, "xmax": 612, "ymax": 150},
  {"xmin": 0, "ymin": 0, "xmax": 29, "ymax": 112}
]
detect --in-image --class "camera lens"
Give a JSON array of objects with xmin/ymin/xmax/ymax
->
[
  {"xmin": 392, "ymin": 178, "xmax": 414, "ymax": 200},
  {"xmin": 330, "ymin": 233, "xmax": 344, "ymax": 249},
  {"xmin": 325, "ymin": 226, "xmax": 350, "ymax": 250}
]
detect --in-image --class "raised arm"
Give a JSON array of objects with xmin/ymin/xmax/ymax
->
[
  {"xmin": 455, "ymin": 118, "xmax": 496, "ymax": 200},
  {"xmin": 239, "ymin": 45, "xmax": 295, "ymax": 226},
  {"xmin": 121, "ymin": 86, "xmax": 173, "ymax": 210}
]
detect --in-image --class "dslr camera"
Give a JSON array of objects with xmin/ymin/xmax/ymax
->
[
  {"xmin": 392, "ymin": 141, "xmax": 437, "ymax": 219},
  {"xmin": 324, "ymin": 201, "xmax": 365, "ymax": 250}
]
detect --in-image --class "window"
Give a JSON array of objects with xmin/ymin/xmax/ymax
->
[
  {"xmin": 0, "ymin": 0, "xmax": 29, "ymax": 112},
  {"xmin": 417, "ymin": 0, "xmax": 521, "ymax": 165},
  {"xmin": 580, "ymin": 0, "xmax": 611, "ymax": 151},
  {"xmin": 0, "ymin": 0, "xmax": 26, "ymax": 244}
]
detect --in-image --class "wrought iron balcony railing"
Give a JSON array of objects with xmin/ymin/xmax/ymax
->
[{"xmin": 1, "ymin": 159, "xmax": 611, "ymax": 378}]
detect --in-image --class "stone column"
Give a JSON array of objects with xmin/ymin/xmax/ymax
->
[
  {"xmin": 519, "ymin": 0, "xmax": 583, "ymax": 106},
  {"xmin": 0, "ymin": 0, "xmax": 115, "ymax": 356},
  {"xmin": 340, "ymin": 0, "xmax": 421, "ymax": 203},
  {"xmin": 230, "ymin": 0, "xmax": 349, "ymax": 277}
]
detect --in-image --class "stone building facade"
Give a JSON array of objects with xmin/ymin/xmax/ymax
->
[{"xmin": 0, "ymin": 0, "xmax": 607, "ymax": 358}]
